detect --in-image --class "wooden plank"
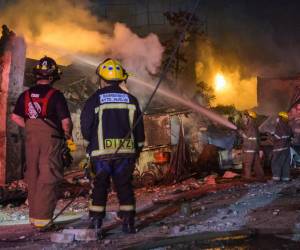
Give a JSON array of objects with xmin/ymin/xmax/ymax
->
[
  {"xmin": 0, "ymin": 51, "xmax": 12, "ymax": 186},
  {"xmin": 6, "ymin": 36, "xmax": 26, "ymax": 183}
]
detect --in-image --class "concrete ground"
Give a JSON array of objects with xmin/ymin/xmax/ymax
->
[{"xmin": 1, "ymin": 176, "xmax": 300, "ymax": 249}]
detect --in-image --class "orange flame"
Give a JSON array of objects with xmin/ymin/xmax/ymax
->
[{"xmin": 195, "ymin": 40, "xmax": 257, "ymax": 110}]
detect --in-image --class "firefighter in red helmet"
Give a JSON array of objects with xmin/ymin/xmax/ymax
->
[{"xmin": 11, "ymin": 56, "xmax": 73, "ymax": 229}]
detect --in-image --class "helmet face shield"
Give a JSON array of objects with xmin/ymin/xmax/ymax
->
[
  {"xmin": 96, "ymin": 58, "xmax": 128, "ymax": 82},
  {"xmin": 33, "ymin": 56, "xmax": 61, "ymax": 81}
]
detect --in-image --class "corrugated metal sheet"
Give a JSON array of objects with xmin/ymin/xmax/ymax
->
[{"xmin": 144, "ymin": 114, "xmax": 171, "ymax": 146}]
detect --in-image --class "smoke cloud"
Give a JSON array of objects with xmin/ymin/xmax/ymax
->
[{"xmin": 0, "ymin": 0, "xmax": 164, "ymax": 78}]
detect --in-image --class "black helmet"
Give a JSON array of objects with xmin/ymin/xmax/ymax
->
[{"xmin": 33, "ymin": 56, "xmax": 61, "ymax": 81}]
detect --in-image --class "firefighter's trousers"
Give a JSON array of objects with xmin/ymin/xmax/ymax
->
[
  {"xmin": 271, "ymin": 148, "xmax": 291, "ymax": 181},
  {"xmin": 89, "ymin": 158, "xmax": 136, "ymax": 219},
  {"xmin": 25, "ymin": 119, "xmax": 64, "ymax": 227},
  {"xmin": 242, "ymin": 151, "xmax": 264, "ymax": 179}
]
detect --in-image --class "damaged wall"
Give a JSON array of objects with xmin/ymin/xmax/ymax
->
[{"xmin": 0, "ymin": 32, "xmax": 26, "ymax": 185}]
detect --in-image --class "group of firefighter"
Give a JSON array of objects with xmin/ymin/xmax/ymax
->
[
  {"xmin": 10, "ymin": 55, "xmax": 294, "ymax": 238},
  {"xmin": 11, "ymin": 56, "xmax": 144, "ymax": 237},
  {"xmin": 240, "ymin": 110, "xmax": 293, "ymax": 182}
]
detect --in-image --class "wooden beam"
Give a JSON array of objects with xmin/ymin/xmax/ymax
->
[
  {"xmin": 0, "ymin": 32, "xmax": 26, "ymax": 186},
  {"xmin": 0, "ymin": 51, "xmax": 12, "ymax": 186}
]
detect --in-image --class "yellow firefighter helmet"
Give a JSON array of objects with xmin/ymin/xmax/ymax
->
[
  {"xmin": 278, "ymin": 111, "xmax": 289, "ymax": 120},
  {"xmin": 245, "ymin": 110, "xmax": 257, "ymax": 119},
  {"xmin": 96, "ymin": 58, "xmax": 128, "ymax": 82}
]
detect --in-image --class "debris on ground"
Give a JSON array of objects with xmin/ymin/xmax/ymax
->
[
  {"xmin": 1, "ymin": 174, "xmax": 300, "ymax": 249},
  {"xmin": 204, "ymin": 174, "xmax": 217, "ymax": 185},
  {"xmin": 223, "ymin": 170, "xmax": 240, "ymax": 179}
]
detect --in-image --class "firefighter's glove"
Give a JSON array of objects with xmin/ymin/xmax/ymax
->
[
  {"xmin": 79, "ymin": 157, "xmax": 95, "ymax": 179},
  {"xmin": 66, "ymin": 139, "xmax": 77, "ymax": 152},
  {"xmin": 79, "ymin": 157, "xmax": 89, "ymax": 170}
]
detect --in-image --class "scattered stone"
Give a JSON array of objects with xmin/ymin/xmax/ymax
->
[
  {"xmin": 20, "ymin": 215, "xmax": 26, "ymax": 220},
  {"xmin": 104, "ymin": 240, "xmax": 111, "ymax": 245},
  {"xmin": 171, "ymin": 225, "xmax": 185, "ymax": 234},
  {"xmin": 227, "ymin": 209, "xmax": 233, "ymax": 214},
  {"xmin": 223, "ymin": 171, "xmax": 239, "ymax": 179},
  {"xmin": 180, "ymin": 202, "xmax": 192, "ymax": 216},
  {"xmin": 51, "ymin": 233, "xmax": 75, "ymax": 244},
  {"xmin": 204, "ymin": 175, "xmax": 217, "ymax": 185},
  {"xmin": 63, "ymin": 229, "xmax": 97, "ymax": 242},
  {"xmin": 162, "ymin": 225, "xmax": 169, "ymax": 231},
  {"xmin": 7, "ymin": 204, "xmax": 14, "ymax": 208}
]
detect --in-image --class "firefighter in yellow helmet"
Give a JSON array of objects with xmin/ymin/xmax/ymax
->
[
  {"xmin": 271, "ymin": 111, "xmax": 293, "ymax": 181},
  {"xmin": 80, "ymin": 59, "xmax": 145, "ymax": 238},
  {"xmin": 97, "ymin": 58, "xmax": 129, "ymax": 82},
  {"xmin": 239, "ymin": 110, "xmax": 264, "ymax": 180}
]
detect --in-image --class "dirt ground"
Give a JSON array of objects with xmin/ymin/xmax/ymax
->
[{"xmin": 1, "ymin": 175, "xmax": 300, "ymax": 249}]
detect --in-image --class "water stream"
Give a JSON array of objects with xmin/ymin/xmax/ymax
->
[{"xmin": 72, "ymin": 55, "xmax": 237, "ymax": 130}]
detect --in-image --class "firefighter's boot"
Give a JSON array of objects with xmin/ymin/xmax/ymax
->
[
  {"xmin": 88, "ymin": 218, "xmax": 103, "ymax": 239},
  {"xmin": 122, "ymin": 215, "xmax": 136, "ymax": 234}
]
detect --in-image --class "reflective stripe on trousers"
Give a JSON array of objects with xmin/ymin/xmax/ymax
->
[{"xmin": 273, "ymin": 147, "xmax": 289, "ymax": 152}]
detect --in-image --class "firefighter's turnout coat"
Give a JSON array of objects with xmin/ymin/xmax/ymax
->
[
  {"xmin": 80, "ymin": 84, "xmax": 145, "ymax": 219},
  {"xmin": 241, "ymin": 118, "xmax": 264, "ymax": 179},
  {"xmin": 80, "ymin": 85, "xmax": 145, "ymax": 159},
  {"xmin": 271, "ymin": 118, "xmax": 293, "ymax": 181}
]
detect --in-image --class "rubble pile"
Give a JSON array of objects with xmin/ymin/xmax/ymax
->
[{"xmin": 1, "ymin": 176, "xmax": 300, "ymax": 248}]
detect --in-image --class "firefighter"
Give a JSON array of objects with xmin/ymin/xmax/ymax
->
[
  {"xmin": 11, "ymin": 56, "xmax": 73, "ymax": 228},
  {"xmin": 271, "ymin": 111, "xmax": 293, "ymax": 181},
  {"xmin": 80, "ymin": 58, "xmax": 145, "ymax": 237},
  {"xmin": 240, "ymin": 110, "xmax": 264, "ymax": 180}
]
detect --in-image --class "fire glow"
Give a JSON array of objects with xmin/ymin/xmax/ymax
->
[
  {"xmin": 214, "ymin": 73, "xmax": 227, "ymax": 92},
  {"xmin": 195, "ymin": 40, "xmax": 257, "ymax": 110}
]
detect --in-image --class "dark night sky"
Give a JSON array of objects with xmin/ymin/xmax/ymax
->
[{"xmin": 198, "ymin": 0, "xmax": 300, "ymax": 77}]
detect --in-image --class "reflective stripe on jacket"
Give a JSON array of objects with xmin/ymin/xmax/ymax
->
[
  {"xmin": 273, "ymin": 119, "xmax": 293, "ymax": 150},
  {"xmin": 80, "ymin": 85, "xmax": 145, "ymax": 159},
  {"xmin": 241, "ymin": 119, "xmax": 259, "ymax": 152}
]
